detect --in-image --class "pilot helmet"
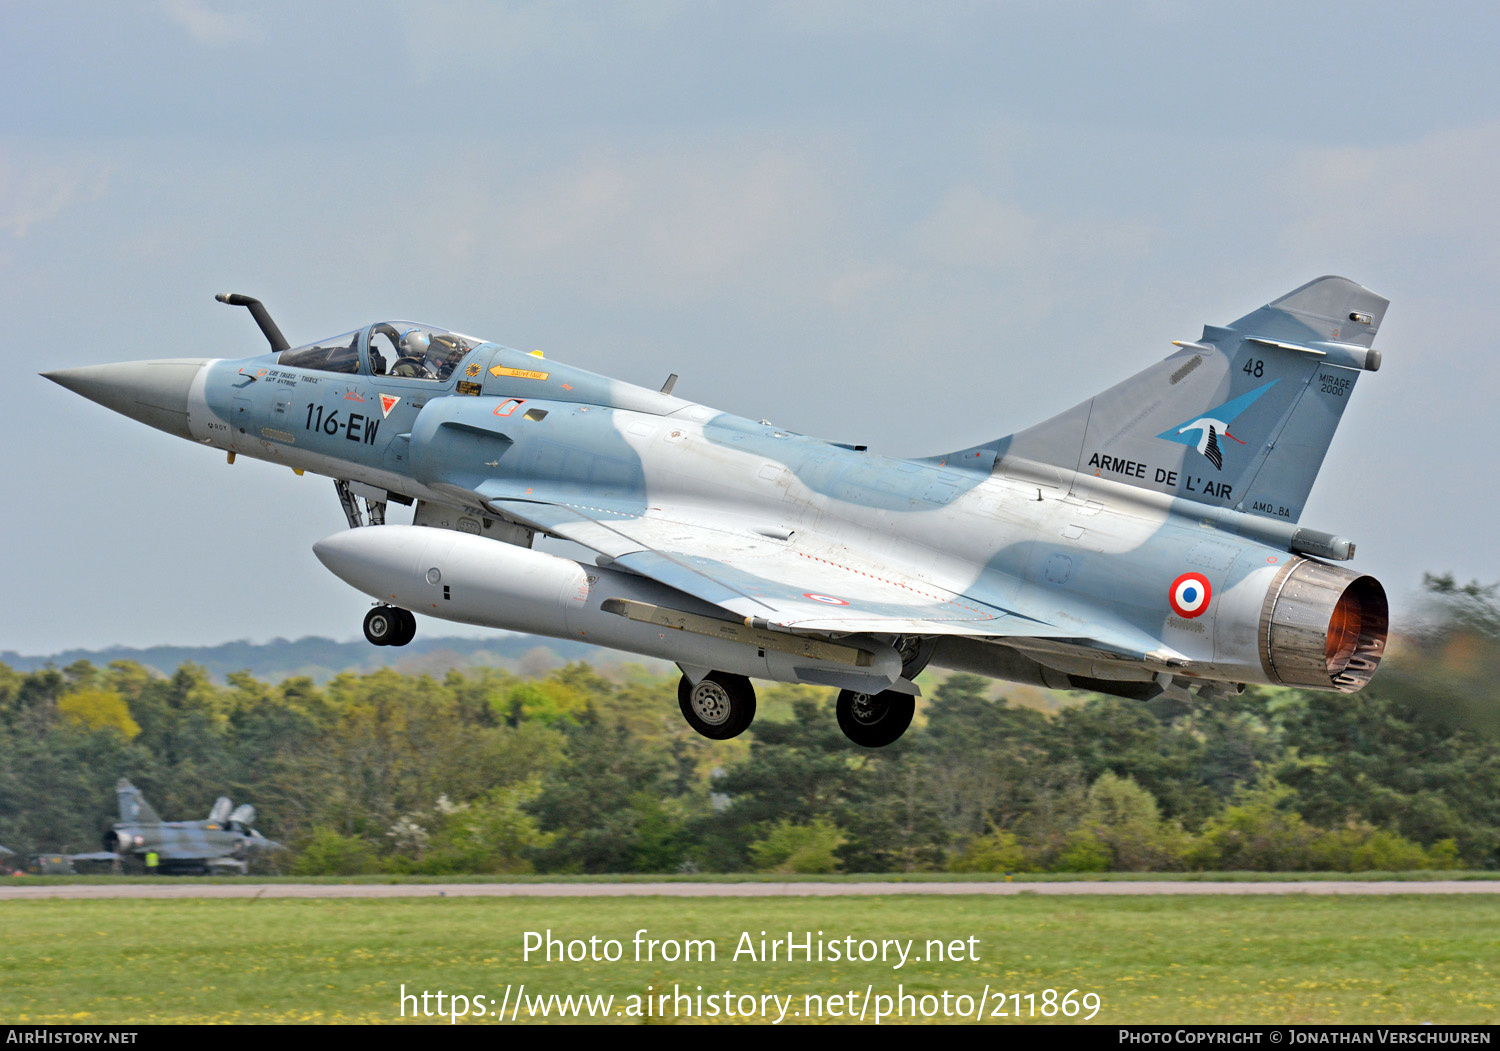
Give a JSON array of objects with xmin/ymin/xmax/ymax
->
[{"xmin": 399, "ymin": 328, "xmax": 431, "ymax": 359}]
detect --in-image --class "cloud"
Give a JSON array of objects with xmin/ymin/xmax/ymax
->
[
  {"xmin": 391, "ymin": 0, "xmax": 686, "ymax": 71},
  {"xmin": 0, "ymin": 149, "xmax": 110, "ymax": 240},
  {"xmin": 910, "ymin": 185, "xmax": 1040, "ymax": 268},
  {"xmin": 766, "ymin": 0, "xmax": 986, "ymax": 37},
  {"xmin": 370, "ymin": 135, "xmax": 844, "ymax": 309},
  {"xmin": 158, "ymin": 0, "xmax": 258, "ymax": 45},
  {"xmin": 1271, "ymin": 122, "xmax": 1500, "ymax": 272}
]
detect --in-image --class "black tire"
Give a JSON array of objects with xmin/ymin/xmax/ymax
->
[
  {"xmin": 363, "ymin": 606, "xmax": 400, "ymax": 646},
  {"xmin": 390, "ymin": 608, "xmax": 417, "ymax": 647},
  {"xmin": 836, "ymin": 689, "xmax": 915, "ymax": 748},
  {"xmin": 678, "ymin": 672, "xmax": 757, "ymax": 740}
]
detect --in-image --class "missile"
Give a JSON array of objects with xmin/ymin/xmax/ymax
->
[{"xmin": 312, "ymin": 524, "xmax": 905, "ymax": 692}]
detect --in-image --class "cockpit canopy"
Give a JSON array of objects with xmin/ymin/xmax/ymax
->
[
  {"xmin": 277, "ymin": 322, "xmax": 488, "ymax": 382},
  {"xmin": 366, "ymin": 323, "xmax": 485, "ymax": 381}
]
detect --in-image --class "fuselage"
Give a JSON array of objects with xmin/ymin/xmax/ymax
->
[
  {"xmin": 162, "ymin": 333, "xmax": 1348, "ymax": 693},
  {"xmin": 44, "ymin": 278, "xmax": 1397, "ymax": 743},
  {"xmin": 103, "ymin": 820, "xmax": 272, "ymax": 863}
]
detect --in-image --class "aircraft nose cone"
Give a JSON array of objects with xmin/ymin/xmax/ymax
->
[{"xmin": 42, "ymin": 358, "xmax": 210, "ymax": 440}]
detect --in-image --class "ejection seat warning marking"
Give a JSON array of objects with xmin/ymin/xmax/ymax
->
[
  {"xmin": 490, "ymin": 365, "xmax": 550, "ymax": 381},
  {"xmin": 380, "ymin": 394, "xmax": 400, "ymax": 418},
  {"xmin": 1168, "ymin": 572, "xmax": 1212, "ymax": 619}
]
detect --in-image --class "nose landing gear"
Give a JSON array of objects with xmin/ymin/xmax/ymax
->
[{"xmin": 363, "ymin": 605, "xmax": 416, "ymax": 647}]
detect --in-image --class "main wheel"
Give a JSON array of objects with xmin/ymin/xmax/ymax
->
[
  {"xmin": 390, "ymin": 608, "xmax": 417, "ymax": 647},
  {"xmin": 836, "ymin": 689, "xmax": 915, "ymax": 748},
  {"xmin": 363, "ymin": 605, "xmax": 401, "ymax": 646},
  {"xmin": 678, "ymin": 672, "xmax": 757, "ymax": 740}
]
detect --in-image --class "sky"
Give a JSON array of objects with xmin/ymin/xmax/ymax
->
[{"xmin": 4, "ymin": 0, "xmax": 1499, "ymax": 655}]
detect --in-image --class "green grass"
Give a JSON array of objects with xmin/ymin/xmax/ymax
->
[
  {"xmin": 3, "ymin": 895, "xmax": 1497, "ymax": 1024},
  {"xmin": 7, "ymin": 869, "xmax": 1497, "ymax": 886}
]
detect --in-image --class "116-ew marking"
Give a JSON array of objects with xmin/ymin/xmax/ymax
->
[{"xmin": 305, "ymin": 403, "xmax": 381, "ymax": 445}]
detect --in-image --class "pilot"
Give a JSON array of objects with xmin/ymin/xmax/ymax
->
[
  {"xmin": 399, "ymin": 328, "xmax": 430, "ymax": 363},
  {"xmin": 427, "ymin": 335, "xmax": 468, "ymax": 380},
  {"xmin": 390, "ymin": 329, "xmax": 435, "ymax": 379}
]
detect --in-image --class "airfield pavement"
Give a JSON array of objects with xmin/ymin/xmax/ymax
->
[{"xmin": 4, "ymin": 880, "xmax": 1500, "ymax": 900}]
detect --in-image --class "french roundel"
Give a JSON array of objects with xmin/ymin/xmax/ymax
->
[
  {"xmin": 1168, "ymin": 572, "xmax": 1212, "ymax": 619},
  {"xmin": 803, "ymin": 593, "xmax": 849, "ymax": 606}
]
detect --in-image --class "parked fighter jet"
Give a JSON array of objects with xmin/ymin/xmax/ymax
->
[
  {"xmin": 44, "ymin": 278, "xmax": 1388, "ymax": 746},
  {"xmin": 102, "ymin": 779, "xmax": 281, "ymax": 874}
]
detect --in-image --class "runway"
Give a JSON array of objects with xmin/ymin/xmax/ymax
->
[{"xmin": 4, "ymin": 880, "xmax": 1499, "ymax": 900}]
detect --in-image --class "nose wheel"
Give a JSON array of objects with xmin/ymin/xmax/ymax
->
[
  {"xmin": 363, "ymin": 605, "xmax": 416, "ymax": 647},
  {"xmin": 836, "ymin": 688, "xmax": 914, "ymax": 748},
  {"xmin": 678, "ymin": 672, "xmax": 757, "ymax": 740}
]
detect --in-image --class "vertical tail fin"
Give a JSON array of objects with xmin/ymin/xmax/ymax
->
[
  {"xmin": 116, "ymin": 778, "xmax": 162, "ymax": 825},
  {"xmin": 991, "ymin": 276, "xmax": 1386, "ymax": 524}
]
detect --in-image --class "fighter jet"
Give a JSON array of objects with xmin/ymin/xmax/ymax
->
[
  {"xmin": 44, "ymin": 278, "xmax": 1389, "ymax": 747},
  {"xmin": 102, "ymin": 779, "xmax": 281, "ymax": 874}
]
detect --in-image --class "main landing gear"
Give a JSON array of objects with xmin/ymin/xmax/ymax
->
[
  {"xmin": 674, "ymin": 673, "xmax": 914, "ymax": 747},
  {"xmin": 678, "ymin": 671, "xmax": 757, "ymax": 740},
  {"xmin": 836, "ymin": 689, "xmax": 915, "ymax": 748},
  {"xmin": 363, "ymin": 605, "xmax": 416, "ymax": 647}
]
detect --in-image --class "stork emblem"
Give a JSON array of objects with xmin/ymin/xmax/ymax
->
[
  {"xmin": 1173, "ymin": 417, "xmax": 1246, "ymax": 470},
  {"xmin": 1157, "ymin": 379, "xmax": 1277, "ymax": 471}
]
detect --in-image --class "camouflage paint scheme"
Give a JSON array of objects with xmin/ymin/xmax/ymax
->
[
  {"xmin": 102, "ymin": 779, "xmax": 281, "ymax": 875},
  {"xmin": 44, "ymin": 278, "xmax": 1390, "ymax": 746}
]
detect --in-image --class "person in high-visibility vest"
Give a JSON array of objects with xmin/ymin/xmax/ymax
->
[{"xmin": 145, "ymin": 851, "xmax": 159, "ymax": 873}]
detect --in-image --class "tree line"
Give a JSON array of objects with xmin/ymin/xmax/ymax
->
[{"xmin": 1, "ymin": 577, "xmax": 1496, "ymax": 875}]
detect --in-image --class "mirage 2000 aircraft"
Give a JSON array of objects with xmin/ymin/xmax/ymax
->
[
  {"xmin": 45, "ymin": 278, "xmax": 1388, "ymax": 747},
  {"xmin": 99, "ymin": 779, "xmax": 281, "ymax": 874}
]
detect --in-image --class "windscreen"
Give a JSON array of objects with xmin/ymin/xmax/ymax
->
[{"xmin": 277, "ymin": 330, "xmax": 361, "ymax": 374}]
